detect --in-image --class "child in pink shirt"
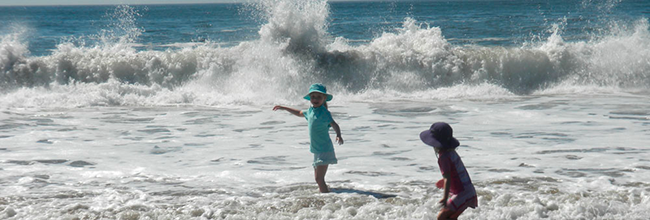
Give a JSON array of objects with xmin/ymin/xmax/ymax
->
[{"xmin": 420, "ymin": 122, "xmax": 478, "ymax": 220}]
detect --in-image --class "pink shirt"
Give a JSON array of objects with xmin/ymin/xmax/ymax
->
[{"xmin": 438, "ymin": 150, "xmax": 478, "ymax": 210}]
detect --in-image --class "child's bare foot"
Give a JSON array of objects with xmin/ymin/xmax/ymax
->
[{"xmin": 318, "ymin": 185, "xmax": 330, "ymax": 193}]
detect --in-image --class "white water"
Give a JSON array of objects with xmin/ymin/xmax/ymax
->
[
  {"xmin": 1, "ymin": 3, "xmax": 650, "ymax": 106},
  {"xmin": 1, "ymin": 94, "xmax": 649, "ymax": 219}
]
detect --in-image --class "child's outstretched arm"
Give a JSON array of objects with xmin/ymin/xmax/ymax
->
[
  {"xmin": 273, "ymin": 105, "xmax": 304, "ymax": 117},
  {"xmin": 330, "ymin": 120, "xmax": 344, "ymax": 145}
]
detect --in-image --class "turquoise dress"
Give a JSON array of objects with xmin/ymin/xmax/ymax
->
[
  {"xmin": 304, "ymin": 105, "xmax": 334, "ymax": 153},
  {"xmin": 304, "ymin": 106, "xmax": 338, "ymax": 166}
]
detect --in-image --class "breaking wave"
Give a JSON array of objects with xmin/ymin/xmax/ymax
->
[{"xmin": 1, "ymin": 0, "xmax": 649, "ymax": 107}]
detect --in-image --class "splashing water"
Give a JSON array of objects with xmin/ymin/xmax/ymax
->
[{"xmin": 0, "ymin": 0, "xmax": 648, "ymax": 107}]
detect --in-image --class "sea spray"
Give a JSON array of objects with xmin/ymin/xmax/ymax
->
[
  {"xmin": 0, "ymin": 28, "xmax": 33, "ymax": 88},
  {"xmin": 255, "ymin": 0, "xmax": 331, "ymax": 55},
  {"xmin": 100, "ymin": 4, "xmax": 144, "ymax": 46},
  {"xmin": 0, "ymin": 0, "xmax": 649, "ymax": 108}
]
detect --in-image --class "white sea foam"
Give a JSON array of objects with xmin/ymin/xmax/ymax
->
[
  {"xmin": 1, "ymin": 97, "xmax": 649, "ymax": 219},
  {"xmin": 1, "ymin": 4, "xmax": 649, "ymax": 107},
  {"xmin": 0, "ymin": 27, "xmax": 30, "ymax": 85}
]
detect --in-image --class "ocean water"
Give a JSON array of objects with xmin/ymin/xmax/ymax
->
[{"xmin": 1, "ymin": 0, "xmax": 649, "ymax": 219}]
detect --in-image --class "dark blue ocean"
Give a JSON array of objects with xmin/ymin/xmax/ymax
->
[{"xmin": 2, "ymin": 0, "xmax": 648, "ymax": 56}]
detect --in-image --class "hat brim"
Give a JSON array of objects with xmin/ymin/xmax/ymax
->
[
  {"xmin": 304, "ymin": 92, "xmax": 333, "ymax": 101},
  {"xmin": 420, "ymin": 130, "xmax": 459, "ymax": 149}
]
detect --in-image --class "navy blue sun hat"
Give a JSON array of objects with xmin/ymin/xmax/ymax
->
[
  {"xmin": 303, "ymin": 83, "xmax": 333, "ymax": 101},
  {"xmin": 420, "ymin": 122, "xmax": 460, "ymax": 149}
]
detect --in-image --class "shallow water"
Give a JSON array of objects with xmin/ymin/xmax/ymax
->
[{"xmin": 1, "ymin": 93, "xmax": 649, "ymax": 219}]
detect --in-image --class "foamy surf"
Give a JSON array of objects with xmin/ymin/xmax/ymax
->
[
  {"xmin": 2, "ymin": 20, "xmax": 649, "ymax": 107},
  {"xmin": 1, "ymin": 97, "xmax": 649, "ymax": 219}
]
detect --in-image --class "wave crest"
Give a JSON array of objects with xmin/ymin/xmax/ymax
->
[{"xmin": 1, "ymin": 2, "xmax": 650, "ymax": 107}]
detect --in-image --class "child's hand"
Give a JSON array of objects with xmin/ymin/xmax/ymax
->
[
  {"xmin": 439, "ymin": 198, "xmax": 447, "ymax": 207},
  {"xmin": 272, "ymin": 105, "xmax": 283, "ymax": 111},
  {"xmin": 435, "ymin": 179, "xmax": 445, "ymax": 189},
  {"xmin": 336, "ymin": 136, "xmax": 344, "ymax": 145}
]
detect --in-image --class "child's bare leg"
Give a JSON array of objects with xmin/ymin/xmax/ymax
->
[
  {"xmin": 314, "ymin": 165, "xmax": 329, "ymax": 193},
  {"xmin": 438, "ymin": 206, "xmax": 466, "ymax": 220},
  {"xmin": 437, "ymin": 207, "xmax": 456, "ymax": 220}
]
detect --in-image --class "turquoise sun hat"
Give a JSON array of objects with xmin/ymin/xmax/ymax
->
[{"xmin": 303, "ymin": 83, "xmax": 333, "ymax": 101}]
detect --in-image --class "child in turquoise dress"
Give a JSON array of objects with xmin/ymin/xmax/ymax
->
[{"xmin": 273, "ymin": 83, "xmax": 344, "ymax": 193}]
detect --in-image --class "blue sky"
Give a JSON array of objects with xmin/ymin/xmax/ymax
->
[{"xmin": 0, "ymin": 0, "xmax": 370, "ymax": 6}]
